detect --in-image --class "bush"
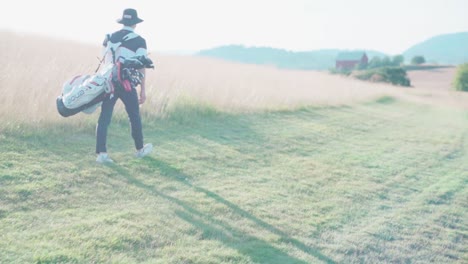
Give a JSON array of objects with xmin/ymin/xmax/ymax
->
[
  {"xmin": 354, "ymin": 67, "xmax": 411, "ymax": 87},
  {"xmin": 453, "ymin": 63, "xmax": 468, "ymax": 92},
  {"xmin": 411, "ymin": 56, "xmax": 426, "ymax": 65},
  {"xmin": 368, "ymin": 57, "xmax": 383, "ymax": 69},
  {"xmin": 392, "ymin": 55, "xmax": 404, "ymax": 66}
]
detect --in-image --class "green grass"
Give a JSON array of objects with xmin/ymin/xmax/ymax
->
[{"xmin": 0, "ymin": 98, "xmax": 467, "ymax": 263}]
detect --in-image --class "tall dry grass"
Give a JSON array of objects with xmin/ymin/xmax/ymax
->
[
  {"xmin": 151, "ymin": 55, "xmax": 396, "ymax": 110},
  {"xmin": 0, "ymin": 31, "xmax": 98, "ymax": 125},
  {"xmin": 1, "ymin": 30, "xmax": 467, "ymax": 127}
]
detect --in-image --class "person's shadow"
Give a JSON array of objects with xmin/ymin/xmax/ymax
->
[{"xmin": 110, "ymin": 157, "xmax": 335, "ymax": 264}]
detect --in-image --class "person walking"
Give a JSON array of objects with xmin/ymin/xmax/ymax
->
[{"xmin": 96, "ymin": 8, "xmax": 153, "ymax": 163}]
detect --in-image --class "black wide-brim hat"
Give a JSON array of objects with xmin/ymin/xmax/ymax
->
[{"xmin": 117, "ymin": 8, "xmax": 144, "ymax": 25}]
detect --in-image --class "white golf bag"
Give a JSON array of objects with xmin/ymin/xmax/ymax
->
[
  {"xmin": 56, "ymin": 32, "xmax": 154, "ymax": 118},
  {"xmin": 57, "ymin": 64, "xmax": 114, "ymax": 117}
]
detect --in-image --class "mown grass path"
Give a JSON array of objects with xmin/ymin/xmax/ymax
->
[{"xmin": 0, "ymin": 98, "xmax": 467, "ymax": 263}]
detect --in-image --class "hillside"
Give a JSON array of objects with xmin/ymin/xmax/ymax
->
[
  {"xmin": 198, "ymin": 45, "xmax": 387, "ymax": 71},
  {"xmin": 198, "ymin": 32, "xmax": 468, "ymax": 69},
  {"xmin": 1, "ymin": 31, "xmax": 468, "ymax": 263},
  {"xmin": 404, "ymin": 32, "xmax": 468, "ymax": 65}
]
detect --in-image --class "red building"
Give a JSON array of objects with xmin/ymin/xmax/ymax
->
[{"xmin": 336, "ymin": 51, "xmax": 368, "ymax": 70}]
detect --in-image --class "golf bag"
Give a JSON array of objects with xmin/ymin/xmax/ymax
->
[
  {"xmin": 57, "ymin": 64, "xmax": 114, "ymax": 117},
  {"xmin": 56, "ymin": 31, "xmax": 154, "ymax": 118}
]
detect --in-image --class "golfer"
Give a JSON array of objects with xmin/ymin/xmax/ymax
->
[{"xmin": 96, "ymin": 8, "xmax": 152, "ymax": 163}]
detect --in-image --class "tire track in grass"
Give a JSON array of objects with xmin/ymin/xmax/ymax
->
[{"xmin": 306, "ymin": 105, "xmax": 468, "ymax": 263}]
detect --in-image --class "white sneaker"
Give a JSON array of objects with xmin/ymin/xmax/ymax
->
[
  {"xmin": 96, "ymin": 153, "xmax": 114, "ymax": 164},
  {"xmin": 136, "ymin": 143, "xmax": 153, "ymax": 158}
]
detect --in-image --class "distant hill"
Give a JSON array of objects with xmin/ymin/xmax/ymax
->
[
  {"xmin": 403, "ymin": 32, "xmax": 468, "ymax": 65},
  {"xmin": 197, "ymin": 45, "xmax": 386, "ymax": 71}
]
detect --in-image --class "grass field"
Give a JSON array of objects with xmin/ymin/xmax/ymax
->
[
  {"xmin": 1, "ymin": 98, "xmax": 467, "ymax": 263},
  {"xmin": 0, "ymin": 31, "xmax": 467, "ymax": 263}
]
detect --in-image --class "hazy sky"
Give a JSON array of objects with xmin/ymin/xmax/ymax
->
[{"xmin": 0, "ymin": 0, "xmax": 466, "ymax": 54}]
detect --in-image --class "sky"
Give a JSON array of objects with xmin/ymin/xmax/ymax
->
[{"xmin": 0, "ymin": 0, "xmax": 466, "ymax": 55}]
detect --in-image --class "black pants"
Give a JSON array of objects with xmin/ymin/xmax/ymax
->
[{"xmin": 96, "ymin": 88, "xmax": 143, "ymax": 153}]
